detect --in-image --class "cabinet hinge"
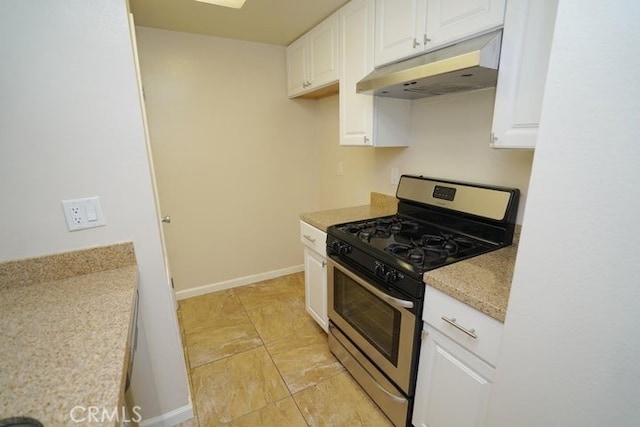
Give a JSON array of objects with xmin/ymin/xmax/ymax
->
[{"xmin": 171, "ymin": 278, "xmax": 175, "ymax": 289}]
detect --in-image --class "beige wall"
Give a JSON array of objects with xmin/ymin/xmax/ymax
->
[
  {"xmin": 315, "ymin": 95, "xmax": 377, "ymax": 209},
  {"xmin": 316, "ymin": 90, "xmax": 534, "ymax": 223},
  {"xmin": 135, "ymin": 27, "xmax": 320, "ymax": 292},
  {"xmin": 137, "ymin": 26, "xmax": 534, "ymax": 295}
]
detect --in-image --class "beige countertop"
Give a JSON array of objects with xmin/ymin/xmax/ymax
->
[
  {"xmin": 422, "ymin": 227, "xmax": 521, "ymax": 323},
  {"xmin": 0, "ymin": 243, "xmax": 138, "ymax": 426},
  {"xmin": 301, "ymin": 194, "xmax": 519, "ymax": 323},
  {"xmin": 300, "ymin": 192, "xmax": 398, "ymax": 232}
]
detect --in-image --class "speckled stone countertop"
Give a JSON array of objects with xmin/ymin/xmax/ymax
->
[
  {"xmin": 422, "ymin": 227, "xmax": 522, "ymax": 323},
  {"xmin": 300, "ymin": 192, "xmax": 398, "ymax": 232},
  {"xmin": 0, "ymin": 243, "xmax": 138, "ymax": 426}
]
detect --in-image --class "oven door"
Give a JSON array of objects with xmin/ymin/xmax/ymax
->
[{"xmin": 327, "ymin": 257, "xmax": 418, "ymax": 394}]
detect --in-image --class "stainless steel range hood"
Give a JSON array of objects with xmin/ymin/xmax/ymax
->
[{"xmin": 356, "ymin": 30, "xmax": 502, "ymax": 99}]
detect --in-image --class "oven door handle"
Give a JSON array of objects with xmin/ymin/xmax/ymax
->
[{"xmin": 330, "ymin": 259, "xmax": 414, "ymax": 310}]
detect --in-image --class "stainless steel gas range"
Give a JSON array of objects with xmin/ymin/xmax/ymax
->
[{"xmin": 326, "ymin": 175, "xmax": 519, "ymax": 426}]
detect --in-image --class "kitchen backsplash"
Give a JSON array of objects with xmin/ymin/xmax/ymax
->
[{"xmin": 316, "ymin": 89, "xmax": 534, "ymax": 224}]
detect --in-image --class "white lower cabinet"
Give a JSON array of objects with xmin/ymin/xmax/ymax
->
[
  {"xmin": 300, "ymin": 221, "xmax": 328, "ymax": 331},
  {"xmin": 413, "ymin": 286, "xmax": 503, "ymax": 427},
  {"xmin": 303, "ymin": 247, "xmax": 328, "ymax": 331},
  {"xmin": 413, "ymin": 324, "xmax": 495, "ymax": 427}
]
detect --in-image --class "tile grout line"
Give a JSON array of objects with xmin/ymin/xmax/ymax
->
[
  {"xmin": 181, "ymin": 272, "xmax": 366, "ymax": 426},
  {"xmin": 231, "ymin": 281, "xmax": 314, "ymax": 426}
]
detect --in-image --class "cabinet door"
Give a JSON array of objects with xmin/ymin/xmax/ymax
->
[
  {"xmin": 286, "ymin": 37, "xmax": 308, "ymax": 97},
  {"xmin": 425, "ymin": 0, "xmax": 505, "ymax": 50},
  {"xmin": 491, "ymin": 0, "xmax": 558, "ymax": 149},
  {"xmin": 303, "ymin": 248, "xmax": 328, "ymax": 332},
  {"xmin": 339, "ymin": 0, "xmax": 375, "ymax": 146},
  {"xmin": 413, "ymin": 325, "xmax": 494, "ymax": 427},
  {"xmin": 308, "ymin": 13, "xmax": 339, "ymax": 90},
  {"xmin": 374, "ymin": 0, "xmax": 427, "ymax": 67}
]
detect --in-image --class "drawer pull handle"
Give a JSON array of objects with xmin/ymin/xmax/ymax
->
[
  {"xmin": 441, "ymin": 316, "xmax": 477, "ymax": 339},
  {"xmin": 303, "ymin": 234, "xmax": 316, "ymax": 243}
]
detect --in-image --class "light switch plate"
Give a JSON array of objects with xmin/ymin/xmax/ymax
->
[{"xmin": 62, "ymin": 197, "xmax": 106, "ymax": 231}]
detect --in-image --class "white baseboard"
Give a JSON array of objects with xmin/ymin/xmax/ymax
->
[
  {"xmin": 175, "ymin": 265, "xmax": 304, "ymax": 300},
  {"xmin": 139, "ymin": 402, "xmax": 193, "ymax": 427}
]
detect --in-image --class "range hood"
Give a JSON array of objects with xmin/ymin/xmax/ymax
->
[{"xmin": 356, "ymin": 30, "xmax": 502, "ymax": 99}]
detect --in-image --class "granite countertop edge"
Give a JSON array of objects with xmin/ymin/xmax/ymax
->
[
  {"xmin": 300, "ymin": 192, "xmax": 399, "ymax": 232},
  {"xmin": 422, "ymin": 227, "xmax": 522, "ymax": 323},
  {"xmin": 0, "ymin": 243, "xmax": 138, "ymax": 425}
]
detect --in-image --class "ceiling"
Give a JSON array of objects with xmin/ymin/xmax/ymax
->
[{"xmin": 129, "ymin": 0, "xmax": 350, "ymax": 46}]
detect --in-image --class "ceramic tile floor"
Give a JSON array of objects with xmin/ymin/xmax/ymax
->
[{"xmin": 176, "ymin": 272, "xmax": 393, "ymax": 427}]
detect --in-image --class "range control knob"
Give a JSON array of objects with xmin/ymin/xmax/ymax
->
[
  {"xmin": 374, "ymin": 262, "xmax": 385, "ymax": 277},
  {"xmin": 339, "ymin": 243, "xmax": 352, "ymax": 255},
  {"xmin": 330, "ymin": 240, "xmax": 352, "ymax": 255},
  {"xmin": 385, "ymin": 269, "xmax": 398, "ymax": 283}
]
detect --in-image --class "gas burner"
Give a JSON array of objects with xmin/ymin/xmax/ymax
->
[
  {"xmin": 341, "ymin": 216, "xmax": 421, "ymax": 242},
  {"xmin": 358, "ymin": 228, "xmax": 382, "ymax": 241},
  {"xmin": 344, "ymin": 223, "xmax": 368, "ymax": 234},
  {"xmin": 385, "ymin": 243, "xmax": 447, "ymax": 267},
  {"xmin": 414, "ymin": 233, "xmax": 458, "ymax": 256},
  {"xmin": 382, "ymin": 230, "xmax": 487, "ymax": 268},
  {"xmin": 409, "ymin": 232, "xmax": 481, "ymax": 257}
]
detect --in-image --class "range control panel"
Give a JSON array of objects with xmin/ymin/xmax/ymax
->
[{"xmin": 433, "ymin": 185, "xmax": 456, "ymax": 201}]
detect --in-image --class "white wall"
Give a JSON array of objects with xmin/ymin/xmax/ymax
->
[
  {"xmin": 134, "ymin": 27, "xmax": 319, "ymax": 293},
  {"xmin": 0, "ymin": 0, "xmax": 189, "ymax": 422},
  {"xmin": 316, "ymin": 90, "xmax": 534, "ymax": 223},
  {"xmin": 486, "ymin": 1, "xmax": 640, "ymax": 426}
]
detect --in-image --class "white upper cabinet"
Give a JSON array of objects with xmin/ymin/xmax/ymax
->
[
  {"xmin": 287, "ymin": 37, "xmax": 308, "ymax": 96},
  {"xmin": 374, "ymin": 0, "xmax": 505, "ymax": 67},
  {"xmin": 339, "ymin": 0, "xmax": 410, "ymax": 147},
  {"xmin": 287, "ymin": 13, "xmax": 339, "ymax": 98},
  {"xmin": 339, "ymin": 0, "xmax": 375, "ymax": 146},
  {"xmin": 374, "ymin": 0, "xmax": 427, "ymax": 67},
  {"xmin": 426, "ymin": 0, "xmax": 505, "ymax": 49},
  {"xmin": 491, "ymin": 0, "xmax": 559, "ymax": 149}
]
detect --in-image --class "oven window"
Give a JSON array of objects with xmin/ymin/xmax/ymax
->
[{"xmin": 333, "ymin": 269, "xmax": 401, "ymax": 366}]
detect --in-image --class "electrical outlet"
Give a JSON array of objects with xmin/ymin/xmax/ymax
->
[
  {"xmin": 62, "ymin": 197, "xmax": 106, "ymax": 231},
  {"xmin": 391, "ymin": 168, "xmax": 400, "ymax": 185},
  {"xmin": 69, "ymin": 206, "xmax": 80, "ymax": 224}
]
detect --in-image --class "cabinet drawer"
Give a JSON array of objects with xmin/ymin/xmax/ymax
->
[
  {"xmin": 300, "ymin": 220, "xmax": 327, "ymax": 257},
  {"xmin": 423, "ymin": 286, "xmax": 503, "ymax": 366}
]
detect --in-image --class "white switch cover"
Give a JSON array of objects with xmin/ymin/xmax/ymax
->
[{"xmin": 62, "ymin": 197, "xmax": 106, "ymax": 231}]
